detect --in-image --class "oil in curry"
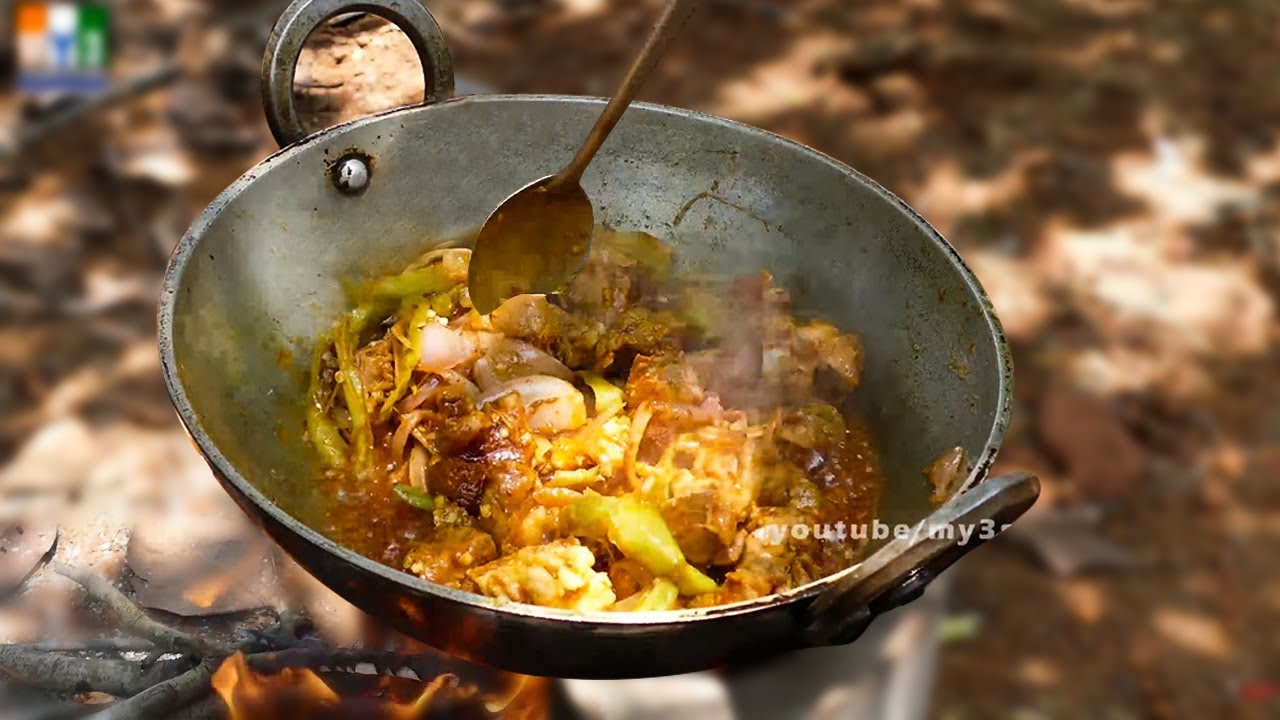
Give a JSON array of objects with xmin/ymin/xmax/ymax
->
[{"xmin": 307, "ymin": 229, "xmax": 885, "ymax": 612}]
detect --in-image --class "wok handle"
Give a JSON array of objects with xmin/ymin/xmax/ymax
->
[
  {"xmin": 800, "ymin": 471, "xmax": 1040, "ymax": 646},
  {"xmin": 262, "ymin": 0, "xmax": 456, "ymax": 147}
]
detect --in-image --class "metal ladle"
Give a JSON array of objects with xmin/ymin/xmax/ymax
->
[{"xmin": 467, "ymin": 0, "xmax": 698, "ymax": 315}]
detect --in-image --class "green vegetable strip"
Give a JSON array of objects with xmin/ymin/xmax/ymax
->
[
  {"xmin": 334, "ymin": 310, "xmax": 374, "ymax": 476},
  {"xmin": 581, "ymin": 373, "xmax": 625, "ymax": 419},
  {"xmin": 359, "ymin": 266, "xmax": 455, "ymax": 302},
  {"xmin": 381, "ymin": 302, "xmax": 435, "ymax": 417},
  {"xmin": 394, "ymin": 484, "xmax": 435, "ymax": 510},
  {"xmin": 565, "ymin": 495, "xmax": 717, "ymax": 596},
  {"xmin": 671, "ymin": 565, "xmax": 718, "ymax": 597},
  {"xmin": 313, "ymin": 263, "xmax": 454, "ymax": 472},
  {"xmin": 305, "ymin": 335, "xmax": 348, "ymax": 469}
]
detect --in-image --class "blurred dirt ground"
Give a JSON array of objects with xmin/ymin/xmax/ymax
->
[{"xmin": 2, "ymin": 0, "xmax": 1279, "ymax": 718}]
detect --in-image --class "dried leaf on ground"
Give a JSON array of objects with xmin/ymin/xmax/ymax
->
[
  {"xmin": 0, "ymin": 418, "xmax": 101, "ymax": 495},
  {"xmin": 1004, "ymin": 507, "xmax": 1136, "ymax": 576},
  {"xmin": 0, "ymin": 176, "xmax": 84, "ymax": 294},
  {"xmin": 1037, "ymin": 383, "xmax": 1147, "ymax": 500},
  {"xmin": 104, "ymin": 124, "xmax": 196, "ymax": 188},
  {"xmin": 0, "ymin": 519, "xmax": 57, "ymax": 596},
  {"xmin": 64, "ymin": 262, "xmax": 161, "ymax": 316},
  {"xmin": 1242, "ymin": 444, "xmax": 1280, "ymax": 508}
]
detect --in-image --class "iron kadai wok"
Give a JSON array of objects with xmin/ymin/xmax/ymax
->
[{"xmin": 159, "ymin": 0, "xmax": 1039, "ymax": 678}]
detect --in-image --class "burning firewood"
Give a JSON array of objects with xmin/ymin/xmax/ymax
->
[{"xmin": 0, "ymin": 563, "xmax": 548, "ymax": 719}]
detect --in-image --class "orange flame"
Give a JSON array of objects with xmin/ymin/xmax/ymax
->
[
  {"xmin": 211, "ymin": 651, "xmax": 548, "ymax": 720},
  {"xmin": 213, "ymin": 652, "xmax": 339, "ymax": 719}
]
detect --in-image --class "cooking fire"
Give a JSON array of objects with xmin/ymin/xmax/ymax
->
[
  {"xmin": 213, "ymin": 652, "xmax": 546, "ymax": 720},
  {"xmin": 0, "ymin": 562, "xmax": 549, "ymax": 719}
]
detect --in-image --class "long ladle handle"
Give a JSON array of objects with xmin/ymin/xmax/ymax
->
[{"xmin": 552, "ymin": 0, "xmax": 698, "ymax": 187}]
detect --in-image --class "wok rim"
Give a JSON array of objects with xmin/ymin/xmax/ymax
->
[{"xmin": 158, "ymin": 93, "xmax": 1013, "ymax": 626}]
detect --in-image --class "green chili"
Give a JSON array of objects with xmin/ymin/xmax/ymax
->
[
  {"xmin": 565, "ymin": 495, "xmax": 717, "ymax": 596},
  {"xmin": 358, "ymin": 265, "xmax": 455, "ymax": 302},
  {"xmin": 393, "ymin": 484, "xmax": 435, "ymax": 510},
  {"xmin": 305, "ymin": 335, "xmax": 348, "ymax": 469},
  {"xmin": 334, "ymin": 312, "xmax": 373, "ymax": 476},
  {"xmin": 380, "ymin": 301, "xmax": 435, "ymax": 417}
]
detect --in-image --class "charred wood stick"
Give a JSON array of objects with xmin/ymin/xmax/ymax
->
[
  {"xmin": 52, "ymin": 564, "xmax": 211, "ymax": 657},
  {"xmin": 0, "ymin": 645, "xmax": 195, "ymax": 697},
  {"xmin": 15, "ymin": 639, "xmax": 156, "ymax": 654},
  {"xmin": 92, "ymin": 656, "xmax": 219, "ymax": 720},
  {"xmin": 246, "ymin": 647, "xmax": 421, "ymax": 675},
  {"xmin": 245, "ymin": 647, "xmax": 506, "ymax": 692},
  {"xmin": 233, "ymin": 607, "xmax": 313, "ymax": 653}
]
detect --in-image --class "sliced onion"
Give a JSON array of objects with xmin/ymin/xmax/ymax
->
[
  {"xmin": 408, "ymin": 445, "xmax": 429, "ymax": 491},
  {"xmin": 479, "ymin": 375, "xmax": 586, "ymax": 433},
  {"xmin": 418, "ymin": 323, "xmax": 475, "ymax": 372},
  {"xmin": 395, "ymin": 372, "xmax": 479, "ymax": 414},
  {"xmin": 436, "ymin": 369, "xmax": 482, "ymax": 402},
  {"xmin": 625, "ymin": 401, "xmax": 654, "ymax": 489},
  {"xmin": 472, "ymin": 356, "xmax": 500, "ymax": 391},
  {"xmin": 460, "ymin": 330, "xmax": 502, "ymax": 353},
  {"xmin": 396, "ymin": 376, "xmax": 441, "ymax": 413},
  {"xmin": 415, "ymin": 247, "xmax": 471, "ymax": 282},
  {"xmin": 391, "ymin": 410, "xmax": 427, "ymax": 459},
  {"xmin": 472, "ymin": 338, "xmax": 572, "ymax": 391},
  {"xmin": 489, "ymin": 294, "xmax": 557, "ymax": 336}
]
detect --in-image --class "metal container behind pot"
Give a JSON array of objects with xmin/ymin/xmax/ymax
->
[{"xmin": 158, "ymin": 0, "xmax": 1037, "ymax": 678}]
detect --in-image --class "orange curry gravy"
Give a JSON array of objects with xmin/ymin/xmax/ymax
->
[{"xmin": 308, "ymin": 231, "xmax": 886, "ymax": 611}]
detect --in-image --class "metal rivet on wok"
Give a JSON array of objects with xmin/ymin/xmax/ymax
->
[{"xmin": 333, "ymin": 155, "xmax": 370, "ymax": 195}]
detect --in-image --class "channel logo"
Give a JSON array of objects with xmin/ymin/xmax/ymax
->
[{"xmin": 15, "ymin": 2, "xmax": 111, "ymax": 95}]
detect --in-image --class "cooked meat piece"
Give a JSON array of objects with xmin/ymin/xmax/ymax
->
[
  {"xmin": 477, "ymin": 461, "xmax": 539, "ymax": 547},
  {"xmin": 795, "ymin": 321, "xmax": 864, "ymax": 390},
  {"xmin": 606, "ymin": 558, "xmax": 655, "ymax": 600},
  {"xmin": 625, "ymin": 354, "xmax": 705, "ymax": 408},
  {"xmin": 505, "ymin": 501, "xmax": 567, "ymax": 549},
  {"xmin": 468, "ymin": 538, "xmax": 616, "ymax": 611},
  {"xmin": 655, "ymin": 426, "xmax": 760, "ymax": 565},
  {"xmin": 661, "ymin": 492, "xmax": 742, "ymax": 566},
  {"xmin": 432, "ymin": 496, "xmax": 472, "ymax": 528},
  {"xmin": 549, "ymin": 415, "xmax": 630, "ymax": 477},
  {"xmin": 428, "ymin": 458, "xmax": 487, "ymax": 511},
  {"xmin": 730, "ymin": 507, "xmax": 822, "ymax": 597},
  {"xmin": 404, "ymin": 527, "xmax": 499, "ymax": 589}
]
